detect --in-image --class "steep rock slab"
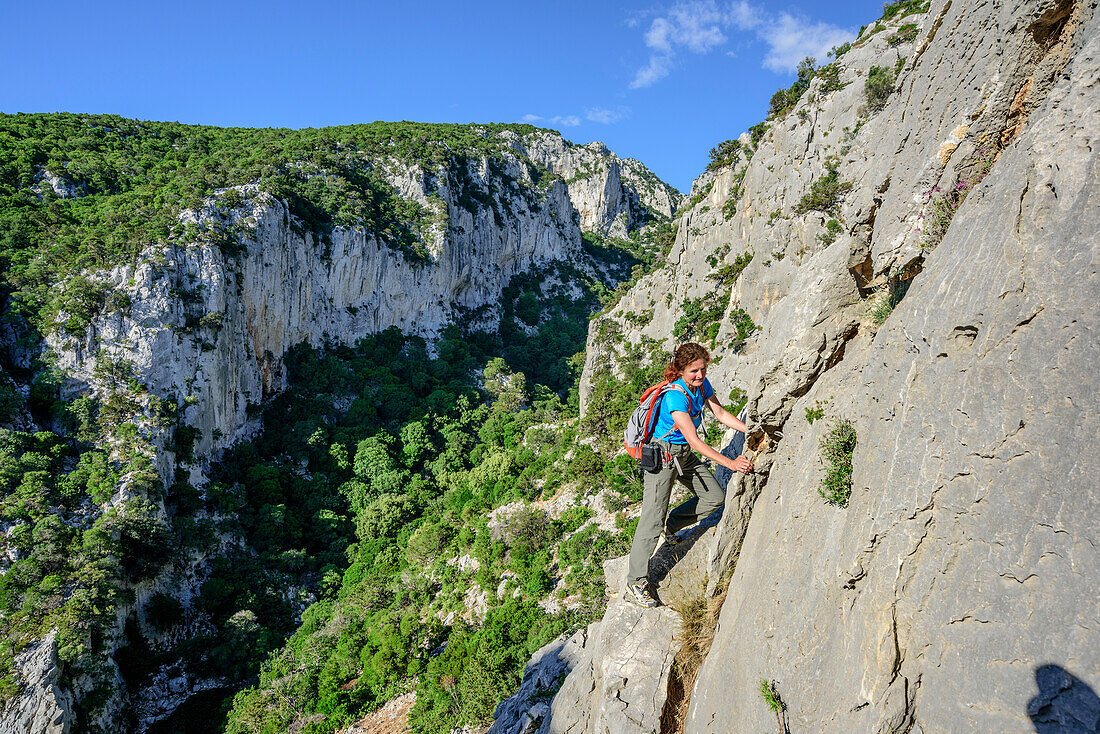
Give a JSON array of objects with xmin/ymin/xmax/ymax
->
[
  {"xmin": 577, "ymin": 10, "xmax": 925, "ymax": 411},
  {"xmin": 686, "ymin": 7, "xmax": 1100, "ymax": 731},
  {"xmin": 541, "ymin": 601, "xmax": 679, "ymax": 734},
  {"xmin": 489, "ymin": 630, "xmax": 589, "ymax": 734},
  {"xmin": 0, "ymin": 634, "xmax": 72, "ymax": 734},
  {"xmin": 538, "ymin": 527, "xmax": 719, "ymax": 734}
]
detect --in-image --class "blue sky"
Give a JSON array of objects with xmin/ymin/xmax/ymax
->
[{"xmin": 2, "ymin": 0, "xmax": 887, "ymax": 191}]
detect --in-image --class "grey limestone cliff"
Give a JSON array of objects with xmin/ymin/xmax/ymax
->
[
  {"xmin": 515, "ymin": 131, "xmax": 682, "ymax": 238},
  {"xmin": 560, "ymin": 0, "xmax": 1100, "ymax": 732}
]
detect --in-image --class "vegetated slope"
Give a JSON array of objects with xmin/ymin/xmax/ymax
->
[
  {"xmin": 0, "ymin": 115, "xmax": 680, "ymax": 732},
  {"xmin": 529, "ymin": 0, "xmax": 1098, "ymax": 732}
]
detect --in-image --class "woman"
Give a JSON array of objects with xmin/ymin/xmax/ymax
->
[{"xmin": 626, "ymin": 342, "xmax": 753, "ymax": 608}]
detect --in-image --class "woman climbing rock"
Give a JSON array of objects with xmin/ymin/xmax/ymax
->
[{"xmin": 626, "ymin": 342, "xmax": 753, "ymax": 608}]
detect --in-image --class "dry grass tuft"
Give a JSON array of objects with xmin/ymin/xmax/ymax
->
[{"xmin": 659, "ymin": 579, "xmax": 731, "ymax": 733}]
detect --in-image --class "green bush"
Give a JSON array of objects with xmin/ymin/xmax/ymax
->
[
  {"xmin": 706, "ymin": 139, "xmax": 741, "ymax": 171},
  {"xmin": 887, "ymin": 23, "xmax": 919, "ymax": 45},
  {"xmin": 864, "ymin": 65, "xmax": 896, "ymax": 112},
  {"xmin": 795, "ymin": 159, "xmax": 852, "ymax": 215},
  {"xmin": 768, "ymin": 57, "xmax": 818, "ymax": 119},
  {"xmin": 673, "ymin": 291, "xmax": 731, "ymax": 346},
  {"xmin": 819, "ymin": 419, "xmax": 857, "ymax": 506},
  {"xmin": 818, "ymin": 218, "xmax": 844, "ymax": 245},
  {"xmin": 882, "ymin": 0, "xmax": 930, "ymax": 21},
  {"xmin": 729, "ymin": 308, "xmax": 758, "ymax": 352}
]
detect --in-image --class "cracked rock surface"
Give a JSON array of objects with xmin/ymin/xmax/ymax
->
[
  {"xmin": 687, "ymin": 3, "xmax": 1100, "ymax": 732},
  {"xmin": 560, "ymin": 1, "xmax": 1100, "ymax": 733},
  {"xmin": 0, "ymin": 634, "xmax": 72, "ymax": 734}
]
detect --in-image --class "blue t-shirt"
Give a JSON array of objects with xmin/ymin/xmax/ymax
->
[{"xmin": 652, "ymin": 377, "xmax": 714, "ymax": 444}]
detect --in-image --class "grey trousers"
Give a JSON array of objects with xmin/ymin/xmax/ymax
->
[{"xmin": 627, "ymin": 442, "xmax": 726, "ymax": 584}]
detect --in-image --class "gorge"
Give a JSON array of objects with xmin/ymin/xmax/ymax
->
[{"xmin": 1, "ymin": 0, "xmax": 1098, "ymax": 733}]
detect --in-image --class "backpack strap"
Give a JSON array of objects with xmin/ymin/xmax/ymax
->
[{"xmin": 655, "ymin": 383, "xmax": 693, "ymax": 441}]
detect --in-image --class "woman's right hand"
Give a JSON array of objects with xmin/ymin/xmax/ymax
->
[{"xmin": 728, "ymin": 455, "xmax": 754, "ymax": 474}]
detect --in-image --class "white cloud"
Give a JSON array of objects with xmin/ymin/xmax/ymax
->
[
  {"xmin": 550, "ymin": 115, "xmax": 581, "ymax": 128},
  {"xmin": 631, "ymin": 54, "xmax": 674, "ymax": 88},
  {"xmin": 520, "ymin": 113, "xmax": 580, "ymax": 128},
  {"xmin": 629, "ymin": 1, "xmax": 855, "ymax": 87},
  {"xmin": 585, "ymin": 106, "xmax": 630, "ymax": 124},
  {"xmin": 666, "ymin": 2, "xmax": 728, "ymax": 53},
  {"xmin": 761, "ymin": 13, "xmax": 855, "ymax": 73},
  {"xmin": 727, "ymin": 1, "xmax": 763, "ymax": 31},
  {"xmin": 645, "ymin": 17, "xmax": 674, "ymax": 53}
]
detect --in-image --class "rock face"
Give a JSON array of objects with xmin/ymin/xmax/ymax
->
[
  {"xmin": 0, "ymin": 634, "xmax": 72, "ymax": 734},
  {"xmin": 562, "ymin": 0, "xmax": 1100, "ymax": 732},
  {"xmin": 689, "ymin": 8, "xmax": 1100, "ymax": 730},
  {"xmin": 488, "ymin": 630, "xmax": 589, "ymax": 734},
  {"xmin": 534, "ymin": 521, "xmax": 715, "ymax": 734},
  {"xmin": 515, "ymin": 132, "xmax": 682, "ymax": 238}
]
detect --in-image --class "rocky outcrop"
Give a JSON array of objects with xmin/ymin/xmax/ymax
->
[
  {"xmin": 515, "ymin": 132, "xmax": 682, "ymax": 237},
  {"xmin": 561, "ymin": 0, "xmax": 1099, "ymax": 732},
  {"xmin": 689, "ymin": 7, "xmax": 1100, "ymax": 729},
  {"xmin": 488, "ymin": 631, "xmax": 589, "ymax": 734},
  {"xmin": 533, "ymin": 522, "xmax": 715, "ymax": 734},
  {"xmin": 0, "ymin": 634, "xmax": 72, "ymax": 734}
]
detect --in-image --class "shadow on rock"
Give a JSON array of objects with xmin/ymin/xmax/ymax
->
[
  {"xmin": 649, "ymin": 510, "xmax": 722, "ymax": 590},
  {"xmin": 1027, "ymin": 664, "xmax": 1100, "ymax": 733}
]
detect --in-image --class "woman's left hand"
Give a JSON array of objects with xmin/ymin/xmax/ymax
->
[{"xmin": 729, "ymin": 455, "xmax": 753, "ymax": 474}]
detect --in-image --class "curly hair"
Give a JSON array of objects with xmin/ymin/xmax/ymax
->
[{"xmin": 662, "ymin": 342, "xmax": 712, "ymax": 381}]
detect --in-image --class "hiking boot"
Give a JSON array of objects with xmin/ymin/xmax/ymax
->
[
  {"xmin": 662, "ymin": 527, "xmax": 682, "ymax": 547},
  {"xmin": 626, "ymin": 579, "xmax": 659, "ymax": 608}
]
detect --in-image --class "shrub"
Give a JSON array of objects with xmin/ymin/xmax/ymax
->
[
  {"xmin": 706, "ymin": 139, "xmax": 742, "ymax": 171},
  {"xmin": 864, "ymin": 65, "xmax": 896, "ymax": 112},
  {"xmin": 919, "ymin": 149, "xmax": 996, "ymax": 250},
  {"xmin": 819, "ymin": 419, "xmax": 857, "ymax": 506},
  {"xmin": 748, "ymin": 122, "xmax": 769, "ymax": 148},
  {"xmin": 708, "ymin": 251, "xmax": 753, "ymax": 286},
  {"xmin": 887, "ymin": 23, "xmax": 919, "ymax": 45},
  {"xmin": 818, "ymin": 218, "xmax": 844, "ymax": 245},
  {"xmin": 727, "ymin": 387, "xmax": 748, "ymax": 415},
  {"xmin": 729, "ymin": 309, "xmax": 758, "ymax": 352},
  {"xmin": 0, "ymin": 385, "xmax": 21, "ymax": 422},
  {"xmin": 882, "ymin": 0, "xmax": 930, "ymax": 21},
  {"xmin": 867, "ymin": 282, "xmax": 902, "ymax": 325},
  {"xmin": 767, "ymin": 57, "xmax": 817, "ymax": 119},
  {"xmin": 673, "ymin": 292, "xmax": 731, "ymax": 346},
  {"xmin": 795, "ymin": 159, "xmax": 852, "ymax": 215},
  {"xmin": 816, "ymin": 62, "xmax": 846, "ymax": 94},
  {"xmin": 804, "ymin": 400, "xmax": 827, "ymax": 425}
]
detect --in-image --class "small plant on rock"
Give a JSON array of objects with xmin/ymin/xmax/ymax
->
[
  {"xmin": 864, "ymin": 65, "xmax": 896, "ymax": 112},
  {"xmin": 867, "ymin": 280, "xmax": 903, "ymax": 326},
  {"xmin": 919, "ymin": 149, "xmax": 997, "ymax": 250},
  {"xmin": 759, "ymin": 679, "xmax": 789, "ymax": 733},
  {"xmin": 805, "ymin": 399, "xmax": 828, "ymax": 425},
  {"xmin": 887, "ymin": 23, "xmax": 919, "ymax": 45},
  {"xmin": 818, "ymin": 218, "xmax": 844, "ymax": 245},
  {"xmin": 729, "ymin": 308, "xmax": 758, "ymax": 352},
  {"xmin": 819, "ymin": 418, "xmax": 857, "ymax": 507},
  {"xmin": 795, "ymin": 158, "xmax": 852, "ymax": 215}
]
